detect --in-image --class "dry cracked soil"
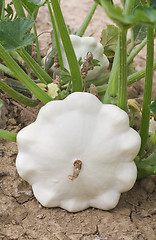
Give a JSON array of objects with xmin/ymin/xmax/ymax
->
[{"xmin": 0, "ymin": 0, "xmax": 156, "ymax": 239}]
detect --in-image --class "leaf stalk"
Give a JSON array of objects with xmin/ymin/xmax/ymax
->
[
  {"xmin": 139, "ymin": 25, "xmax": 154, "ymax": 155},
  {"xmin": 50, "ymin": 0, "xmax": 83, "ymax": 92}
]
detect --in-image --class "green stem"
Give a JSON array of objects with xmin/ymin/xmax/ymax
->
[
  {"xmin": 47, "ymin": 0, "xmax": 64, "ymax": 71},
  {"xmin": 124, "ymin": 0, "xmax": 134, "ymax": 15},
  {"xmin": 0, "ymin": 44, "xmax": 52, "ymax": 104},
  {"xmin": 139, "ymin": 26, "xmax": 154, "ymax": 155},
  {"xmin": 30, "ymin": 8, "xmax": 41, "ymax": 66},
  {"xmin": 77, "ymin": 2, "xmax": 98, "ymax": 37},
  {"xmin": 99, "ymin": 0, "xmax": 134, "ymax": 104},
  {"xmin": 45, "ymin": 1, "xmax": 57, "ymax": 71},
  {"xmin": 130, "ymin": 113, "xmax": 135, "ymax": 127},
  {"xmin": 12, "ymin": 0, "xmax": 26, "ymax": 17},
  {"xmin": 118, "ymin": 29, "xmax": 127, "ymax": 111},
  {"xmin": 136, "ymin": 149, "xmax": 156, "ymax": 179},
  {"xmin": 8, "ymin": 50, "xmax": 24, "ymax": 64},
  {"xmin": 33, "ymin": 24, "xmax": 41, "ymax": 66},
  {"xmin": 51, "ymin": 0, "xmax": 83, "ymax": 92},
  {"xmin": 0, "ymin": 63, "xmax": 16, "ymax": 78},
  {"xmin": 0, "ymin": 129, "xmax": 17, "ymax": 142},
  {"xmin": 0, "ymin": 0, "xmax": 5, "ymax": 20},
  {"xmin": 102, "ymin": 42, "xmax": 119, "ymax": 103},
  {"xmin": 0, "ymin": 80, "xmax": 39, "ymax": 107},
  {"xmin": 18, "ymin": 48, "xmax": 52, "ymax": 84},
  {"xmin": 127, "ymin": 37, "xmax": 147, "ymax": 65}
]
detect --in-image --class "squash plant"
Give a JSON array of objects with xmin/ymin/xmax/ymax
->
[{"xmin": 0, "ymin": 0, "xmax": 156, "ymax": 211}]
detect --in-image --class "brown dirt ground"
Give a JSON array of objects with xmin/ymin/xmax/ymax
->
[{"xmin": 1, "ymin": 1, "xmax": 156, "ymax": 239}]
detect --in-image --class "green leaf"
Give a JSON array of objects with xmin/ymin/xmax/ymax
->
[
  {"xmin": 136, "ymin": 149, "xmax": 156, "ymax": 179},
  {"xmin": 0, "ymin": 18, "xmax": 35, "ymax": 50},
  {"xmin": 150, "ymin": 98, "xmax": 156, "ymax": 116},
  {"xmin": 131, "ymin": 0, "xmax": 147, "ymax": 42},
  {"xmin": 60, "ymin": 68, "xmax": 71, "ymax": 84},
  {"xmin": 4, "ymin": 3, "xmax": 14, "ymax": 20},
  {"xmin": 78, "ymin": 57, "xmax": 83, "ymax": 66},
  {"xmin": 99, "ymin": 0, "xmax": 132, "ymax": 28},
  {"xmin": 27, "ymin": 0, "xmax": 45, "ymax": 6},
  {"xmin": 100, "ymin": 25, "xmax": 118, "ymax": 58},
  {"xmin": 132, "ymin": 24, "xmax": 147, "ymax": 42},
  {"xmin": 100, "ymin": 0, "xmax": 156, "ymax": 28},
  {"xmin": 150, "ymin": 0, "xmax": 156, "ymax": 9},
  {"xmin": 4, "ymin": 78, "xmax": 31, "ymax": 95},
  {"xmin": 93, "ymin": 59, "xmax": 101, "ymax": 67},
  {"xmin": 130, "ymin": 6, "xmax": 156, "ymax": 26},
  {"xmin": 0, "ymin": 129, "xmax": 17, "ymax": 142},
  {"xmin": 20, "ymin": 0, "xmax": 45, "ymax": 16}
]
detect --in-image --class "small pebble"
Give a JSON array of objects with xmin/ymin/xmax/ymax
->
[{"xmin": 37, "ymin": 214, "xmax": 45, "ymax": 219}]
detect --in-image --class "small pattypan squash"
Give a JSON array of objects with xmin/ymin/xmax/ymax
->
[
  {"xmin": 16, "ymin": 92, "xmax": 141, "ymax": 212},
  {"xmin": 42, "ymin": 35, "xmax": 109, "ymax": 81}
]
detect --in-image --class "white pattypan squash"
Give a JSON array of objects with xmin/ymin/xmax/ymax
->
[
  {"xmin": 42, "ymin": 35, "xmax": 109, "ymax": 81},
  {"xmin": 16, "ymin": 92, "xmax": 141, "ymax": 212}
]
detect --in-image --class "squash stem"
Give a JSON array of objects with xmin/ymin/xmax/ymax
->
[
  {"xmin": 18, "ymin": 48, "xmax": 52, "ymax": 84},
  {"xmin": 77, "ymin": 2, "xmax": 98, "ymax": 37},
  {"xmin": 33, "ymin": 23, "xmax": 42, "ymax": 66},
  {"xmin": 102, "ymin": 41, "xmax": 119, "ymax": 103},
  {"xmin": 139, "ymin": 26, "xmax": 154, "ymax": 156},
  {"xmin": 127, "ymin": 37, "xmax": 147, "ymax": 65},
  {"xmin": 51, "ymin": 0, "xmax": 83, "ymax": 92},
  {"xmin": 0, "ymin": 129, "xmax": 17, "ymax": 142},
  {"xmin": 123, "ymin": 0, "xmax": 134, "ymax": 15},
  {"xmin": 47, "ymin": 0, "xmax": 64, "ymax": 71},
  {"xmin": 0, "ymin": 63, "xmax": 16, "ymax": 79},
  {"xmin": 0, "ymin": 0, "xmax": 5, "ymax": 20},
  {"xmin": 117, "ymin": 29, "xmax": 127, "ymax": 111}
]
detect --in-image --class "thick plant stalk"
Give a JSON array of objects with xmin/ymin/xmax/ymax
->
[
  {"xmin": 0, "ymin": 0, "xmax": 5, "ymax": 19},
  {"xmin": 0, "ymin": 63, "xmax": 16, "ymax": 78},
  {"xmin": 0, "ymin": 129, "xmax": 17, "ymax": 142},
  {"xmin": 102, "ymin": 42, "xmax": 119, "ymax": 103},
  {"xmin": 0, "ymin": 44, "xmax": 52, "ymax": 104},
  {"xmin": 127, "ymin": 37, "xmax": 147, "ymax": 65},
  {"xmin": 124, "ymin": 0, "xmax": 134, "ymax": 15},
  {"xmin": 33, "ymin": 24, "xmax": 41, "ymax": 66},
  {"xmin": 117, "ymin": 29, "xmax": 127, "ymax": 111},
  {"xmin": 51, "ymin": 0, "xmax": 83, "ymax": 92},
  {"xmin": 139, "ymin": 26, "xmax": 154, "ymax": 155},
  {"xmin": 18, "ymin": 48, "xmax": 52, "ymax": 84},
  {"xmin": 77, "ymin": 2, "xmax": 98, "ymax": 37},
  {"xmin": 99, "ymin": 0, "xmax": 135, "ymax": 105},
  {"xmin": 47, "ymin": 0, "xmax": 64, "ymax": 71}
]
